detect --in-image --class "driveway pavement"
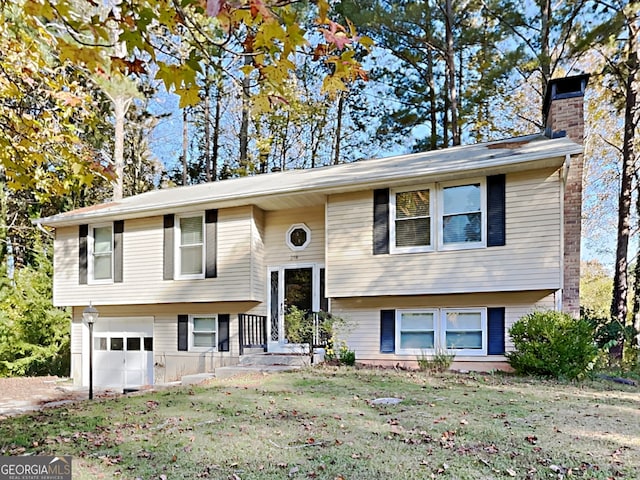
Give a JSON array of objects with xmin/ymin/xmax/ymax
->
[{"xmin": 0, "ymin": 376, "xmax": 116, "ymax": 418}]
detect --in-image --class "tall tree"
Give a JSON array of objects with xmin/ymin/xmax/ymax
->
[{"xmin": 483, "ymin": 0, "xmax": 589, "ymax": 127}]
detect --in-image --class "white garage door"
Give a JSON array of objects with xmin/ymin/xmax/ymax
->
[{"xmin": 90, "ymin": 317, "xmax": 154, "ymax": 389}]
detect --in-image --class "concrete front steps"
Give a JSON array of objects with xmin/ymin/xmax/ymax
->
[
  {"xmin": 181, "ymin": 353, "xmax": 311, "ymax": 384},
  {"xmin": 215, "ymin": 353, "xmax": 311, "ymax": 379}
]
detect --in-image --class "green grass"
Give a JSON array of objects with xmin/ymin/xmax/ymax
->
[{"xmin": 1, "ymin": 368, "xmax": 639, "ymax": 479}]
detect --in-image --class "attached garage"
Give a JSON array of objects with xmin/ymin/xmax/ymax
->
[{"xmin": 84, "ymin": 317, "xmax": 154, "ymax": 389}]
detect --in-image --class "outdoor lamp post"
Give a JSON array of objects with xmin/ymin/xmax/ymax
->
[{"xmin": 82, "ymin": 303, "xmax": 99, "ymax": 400}]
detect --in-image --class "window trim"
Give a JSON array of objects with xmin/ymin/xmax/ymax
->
[
  {"xmin": 189, "ymin": 314, "xmax": 218, "ymax": 351},
  {"xmin": 389, "ymin": 184, "xmax": 435, "ymax": 254},
  {"xmin": 175, "ymin": 212, "xmax": 206, "ymax": 280},
  {"xmin": 395, "ymin": 307, "xmax": 487, "ymax": 356},
  {"xmin": 395, "ymin": 309, "xmax": 438, "ymax": 355},
  {"xmin": 440, "ymin": 308, "xmax": 487, "ymax": 356},
  {"xmin": 88, "ymin": 222, "xmax": 114, "ymax": 284},
  {"xmin": 437, "ymin": 178, "xmax": 487, "ymax": 251},
  {"xmin": 286, "ymin": 223, "xmax": 312, "ymax": 251}
]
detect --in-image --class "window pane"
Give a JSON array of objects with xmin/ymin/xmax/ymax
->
[
  {"xmin": 443, "ymin": 184, "xmax": 480, "ymax": 215},
  {"xmin": 93, "ymin": 254, "xmax": 112, "ymax": 279},
  {"xmin": 180, "ymin": 217, "xmax": 203, "ymax": 245},
  {"xmin": 400, "ymin": 332, "xmax": 434, "ymax": 349},
  {"xmin": 127, "ymin": 337, "xmax": 141, "ymax": 351},
  {"xmin": 193, "ymin": 332, "xmax": 216, "ymax": 347},
  {"xmin": 401, "ymin": 312, "xmax": 434, "ymax": 330},
  {"xmin": 111, "ymin": 338, "xmax": 124, "ymax": 351},
  {"xmin": 446, "ymin": 332, "xmax": 482, "ymax": 349},
  {"xmin": 181, "ymin": 245, "xmax": 203, "ymax": 275},
  {"xmin": 144, "ymin": 337, "xmax": 153, "ymax": 351},
  {"xmin": 443, "ymin": 213, "xmax": 481, "ymax": 243},
  {"xmin": 446, "ymin": 312, "xmax": 482, "ymax": 330},
  {"xmin": 194, "ymin": 317, "xmax": 216, "ymax": 332},
  {"xmin": 95, "ymin": 337, "xmax": 107, "ymax": 351},
  {"xmin": 93, "ymin": 226, "xmax": 112, "ymax": 253},
  {"xmin": 396, "ymin": 190, "xmax": 430, "ymax": 219},
  {"xmin": 396, "ymin": 218, "xmax": 430, "ymax": 247}
]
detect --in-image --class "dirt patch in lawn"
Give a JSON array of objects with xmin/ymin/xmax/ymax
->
[{"xmin": 0, "ymin": 376, "xmax": 117, "ymax": 418}]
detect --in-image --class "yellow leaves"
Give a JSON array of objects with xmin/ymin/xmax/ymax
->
[
  {"xmin": 57, "ymin": 38, "xmax": 105, "ymax": 69},
  {"xmin": 321, "ymin": 76, "xmax": 347, "ymax": 95},
  {"xmin": 254, "ymin": 19, "xmax": 286, "ymax": 52}
]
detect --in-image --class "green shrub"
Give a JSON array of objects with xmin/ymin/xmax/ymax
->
[
  {"xmin": 338, "ymin": 343, "xmax": 356, "ymax": 366},
  {"xmin": 507, "ymin": 310, "xmax": 598, "ymax": 380},
  {"xmin": 417, "ymin": 348, "xmax": 455, "ymax": 373}
]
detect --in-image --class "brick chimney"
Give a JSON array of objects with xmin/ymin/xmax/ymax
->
[{"xmin": 542, "ymin": 74, "xmax": 589, "ymax": 317}]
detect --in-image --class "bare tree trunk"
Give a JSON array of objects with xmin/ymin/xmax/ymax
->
[
  {"xmin": 539, "ymin": 0, "xmax": 551, "ymax": 124},
  {"xmin": 427, "ymin": 47, "xmax": 438, "ymax": 150},
  {"xmin": 213, "ymin": 81, "xmax": 222, "ymax": 182},
  {"xmin": 182, "ymin": 108, "xmax": 189, "ymax": 186},
  {"xmin": 444, "ymin": 0, "xmax": 460, "ymax": 146},
  {"xmin": 333, "ymin": 92, "xmax": 344, "ymax": 165},
  {"xmin": 239, "ymin": 56, "xmax": 251, "ymax": 174},
  {"xmin": 204, "ymin": 77, "xmax": 211, "ymax": 182},
  {"xmin": 624, "ymin": 12, "xmax": 640, "ymax": 351},
  {"xmin": 112, "ymin": 96, "xmax": 131, "ymax": 200}
]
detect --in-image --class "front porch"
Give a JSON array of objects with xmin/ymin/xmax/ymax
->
[{"xmin": 238, "ymin": 311, "xmax": 332, "ymax": 357}]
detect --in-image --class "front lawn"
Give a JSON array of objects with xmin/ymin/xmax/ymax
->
[{"xmin": 1, "ymin": 368, "xmax": 638, "ymax": 479}]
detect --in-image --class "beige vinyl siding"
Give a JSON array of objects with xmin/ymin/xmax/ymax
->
[
  {"xmin": 70, "ymin": 302, "xmax": 259, "ymax": 384},
  {"xmin": 326, "ymin": 169, "xmax": 561, "ymax": 297},
  {"xmin": 54, "ymin": 207, "xmax": 261, "ymax": 307},
  {"xmin": 331, "ymin": 291, "xmax": 556, "ymax": 363},
  {"xmin": 251, "ymin": 207, "xmax": 266, "ymax": 301},
  {"xmin": 263, "ymin": 206, "xmax": 325, "ymax": 266}
]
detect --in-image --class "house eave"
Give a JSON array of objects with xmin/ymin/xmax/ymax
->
[{"xmin": 35, "ymin": 135, "xmax": 580, "ymax": 228}]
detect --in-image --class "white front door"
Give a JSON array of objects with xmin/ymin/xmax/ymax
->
[
  {"xmin": 267, "ymin": 264, "xmax": 327, "ymax": 350},
  {"xmin": 84, "ymin": 317, "xmax": 154, "ymax": 389}
]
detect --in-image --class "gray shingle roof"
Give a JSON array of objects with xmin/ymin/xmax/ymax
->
[{"xmin": 37, "ymin": 133, "xmax": 581, "ymax": 227}]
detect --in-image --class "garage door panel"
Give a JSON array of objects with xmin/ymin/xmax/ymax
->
[{"xmin": 89, "ymin": 317, "xmax": 154, "ymax": 389}]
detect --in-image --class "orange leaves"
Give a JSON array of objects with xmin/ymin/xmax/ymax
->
[{"xmin": 320, "ymin": 20, "xmax": 356, "ymax": 51}]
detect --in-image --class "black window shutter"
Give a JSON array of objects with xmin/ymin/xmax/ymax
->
[
  {"xmin": 178, "ymin": 314, "xmax": 188, "ymax": 351},
  {"xmin": 163, "ymin": 214, "xmax": 175, "ymax": 280},
  {"xmin": 114, "ymin": 220, "xmax": 124, "ymax": 283},
  {"xmin": 487, "ymin": 174, "xmax": 506, "ymax": 247},
  {"xmin": 373, "ymin": 189, "xmax": 390, "ymax": 255},
  {"xmin": 380, "ymin": 309, "xmax": 396, "ymax": 353},
  {"xmin": 218, "ymin": 313, "xmax": 230, "ymax": 352},
  {"xmin": 487, "ymin": 307, "xmax": 505, "ymax": 355},
  {"xmin": 205, "ymin": 209, "xmax": 218, "ymax": 278},
  {"xmin": 79, "ymin": 224, "xmax": 88, "ymax": 285}
]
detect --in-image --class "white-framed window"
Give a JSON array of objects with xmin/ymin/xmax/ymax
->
[
  {"xmin": 396, "ymin": 308, "xmax": 487, "ymax": 356},
  {"xmin": 441, "ymin": 308, "xmax": 486, "ymax": 355},
  {"xmin": 390, "ymin": 186, "xmax": 434, "ymax": 253},
  {"xmin": 389, "ymin": 179, "xmax": 486, "ymax": 253},
  {"xmin": 438, "ymin": 179, "xmax": 486, "ymax": 250},
  {"xmin": 190, "ymin": 315, "xmax": 217, "ymax": 350},
  {"xmin": 286, "ymin": 223, "xmax": 312, "ymax": 251},
  {"xmin": 176, "ymin": 213, "xmax": 205, "ymax": 279},
  {"xmin": 397, "ymin": 310, "xmax": 436, "ymax": 353},
  {"xmin": 88, "ymin": 223, "xmax": 113, "ymax": 283}
]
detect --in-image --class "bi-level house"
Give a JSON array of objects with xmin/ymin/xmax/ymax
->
[{"xmin": 37, "ymin": 75, "xmax": 588, "ymax": 389}]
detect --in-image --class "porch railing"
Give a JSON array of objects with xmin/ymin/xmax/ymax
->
[
  {"xmin": 238, "ymin": 314, "xmax": 267, "ymax": 356},
  {"xmin": 310, "ymin": 311, "xmax": 332, "ymax": 348}
]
